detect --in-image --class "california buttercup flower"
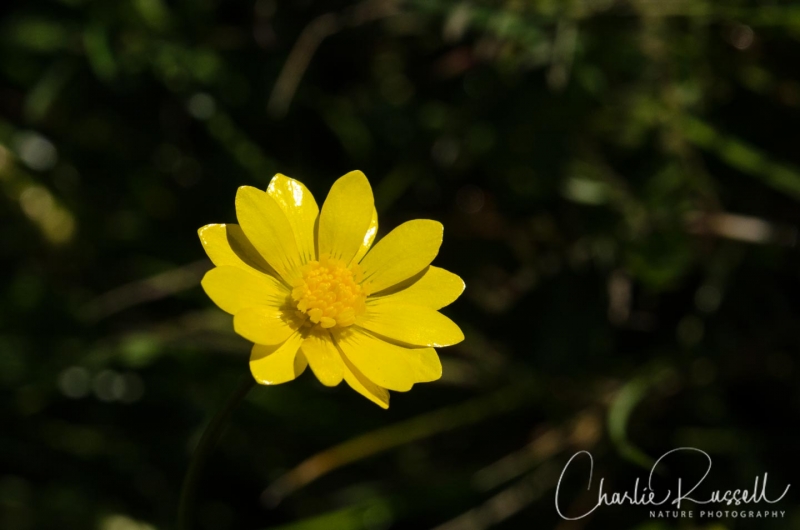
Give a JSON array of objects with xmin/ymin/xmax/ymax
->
[{"xmin": 198, "ymin": 171, "xmax": 464, "ymax": 408}]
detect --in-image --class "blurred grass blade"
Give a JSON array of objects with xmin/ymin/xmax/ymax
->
[
  {"xmin": 264, "ymin": 498, "xmax": 392, "ymax": 530},
  {"xmin": 264, "ymin": 377, "xmax": 539, "ymax": 505},
  {"xmin": 607, "ymin": 375, "xmax": 654, "ymax": 470},
  {"xmin": 80, "ymin": 260, "xmax": 210, "ymax": 321},
  {"xmin": 24, "ymin": 61, "xmax": 75, "ymax": 123},
  {"xmin": 681, "ymin": 115, "xmax": 800, "ymax": 202},
  {"xmin": 83, "ymin": 25, "xmax": 118, "ymax": 81}
]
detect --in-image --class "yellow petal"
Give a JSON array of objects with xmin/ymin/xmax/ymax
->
[
  {"xmin": 352, "ymin": 207, "xmax": 378, "ymax": 263},
  {"xmin": 201, "ymin": 266, "xmax": 290, "ymax": 315},
  {"xmin": 341, "ymin": 353, "xmax": 390, "ymax": 409},
  {"xmin": 234, "ymin": 305, "xmax": 297, "ymax": 345},
  {"xmin": 357, "ymin": 301, "xmax": 464, "ymax": 347},
  {"xmin": 250, "ymin": 333, "xmax": 307, "ymax": 385},
  {"xmin": 267, "ymin": 174, "xmax": 319, "ymax": 264},
  {"xmin": 318, "ymin": 171, "xmax": 375, "ymax": 265},
  {"xmin": 300, "ymin": 331, "xmax": 344, "ymax": 386},
  {"xmin": 236, "ymin": 186, "xmax": 303, "ymax": 284},
  {"xmin": 412, "ymin": 348, "xmax": 442, "ymax": 382},
  {"xmin": 369, "ymin": 266, "xmax": 464, "ymax": 309},
  {"xmin": 360, "ymin": 220, "xmax": 443, "ymax": 293},
  {"xmin": 333, "ymin": 328, "xmax": 439, "ymax": 391},
  {"xmin": 198, "ymin": 223, "xmax": 280, "ymax": 278}
]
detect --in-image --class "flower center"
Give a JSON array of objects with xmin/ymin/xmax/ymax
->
[{"xmin": 291, "ymin": 256, "xmax": 368, "ymax": 329}]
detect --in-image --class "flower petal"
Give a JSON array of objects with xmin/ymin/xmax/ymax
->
[
  {"xmin": 300, "ymin": 332, "xmax": 344, "ymax": 387},
  {"xmin": 333, "ymin": 328, "xmax": 438, "ymax": 391},
  {"xmin": 360, "ymin": 220, "xmax": 443, "ymax": 293},
  {"xmin": 341, "ymin": 353, "xmax": 389, "ymax": 409},
  {"xmin": 234, "ymin": 306, "xmax": 297, "ymax": 345},
  {"xmin": 352, "ymin": 207, "xmax": 378, "ymax": 264},
  {"xmin": 369, "ymin": 266, "xmax": 464, "ymax": 309},
  {"xmin": 201, "ymin": 266, "xmax": 290, "ymax": 315},
  {"xmin": 198, "ymin": 223, "xmax": 279, "ymax": 277},
  {"xmin": 411, "ymin": 348, "xmax": 442, "ymax": 383},
  {"xmin": 357, "ymin": 301, "xmax": 464, "ymax": 347},
  {"xmin": 250, "ymin": 333, "xmax": 307, "ymax": 385},
  {"xmin": 318, "ymin": 171, "xmax": 375, "ymax": 265},
  {"xmin": 267, "ymin": 174, "xmax": 319, "ymax": 264},
  {"xmin": 236, "ymin": 186, "xmax": 303, "ymax": 284}
]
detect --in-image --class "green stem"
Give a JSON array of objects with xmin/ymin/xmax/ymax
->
[{"xmin": 178, "ymin": 375, "xmax": 255, "ymax": 530}]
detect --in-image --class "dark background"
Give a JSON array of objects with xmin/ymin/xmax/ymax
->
[{"xmin": 2, "ymin": 0, "xmax": 800, "ymax": 529}]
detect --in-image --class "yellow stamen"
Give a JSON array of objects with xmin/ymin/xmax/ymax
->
[{"xmin": 291, "ymin": 255, "xmax": 368, "ymax": 329}]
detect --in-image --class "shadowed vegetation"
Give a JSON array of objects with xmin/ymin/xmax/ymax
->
[{"xmin": 2, "ymin": 1, "xmax": 800, "ymax": 529}]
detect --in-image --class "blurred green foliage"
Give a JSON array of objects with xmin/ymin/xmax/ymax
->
[{"xmin": 2, "ymin": 0, "xmax": 800, "ymax": 529}]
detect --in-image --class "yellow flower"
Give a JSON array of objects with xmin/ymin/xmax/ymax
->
[{"xmin": 198, "ymin": 171, "xmax": 464, "ymax": 408}]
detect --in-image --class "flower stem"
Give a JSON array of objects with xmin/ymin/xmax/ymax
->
[{"xmin": 178, "ymin": 375, "xmax": 255, "ymax": 530}]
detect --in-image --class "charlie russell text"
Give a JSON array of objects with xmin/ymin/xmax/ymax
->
[{"xmin": 555, "ymin": 448, "xmax": 791, "ymax": 521}]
